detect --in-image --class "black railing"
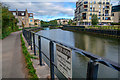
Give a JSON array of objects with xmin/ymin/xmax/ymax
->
[{"xmin": 22, "ymin": 29, "xmax": 120, "ymax": 80}]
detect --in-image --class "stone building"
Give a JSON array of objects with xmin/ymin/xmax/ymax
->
[
  {"xmin": 74, "ymin": 0, "xmax": 113, "ymax": 25},
  {"xmin": 56, "ymin": 19, "xmax": 70, "ymax": 25},
  {"xmin": 112, "ymin": 5, "xmax": 120, "ymax": 23},
  {"xmin": 28, "ymin": 13, "xmax": 34, "ymax": 27},
  {"xmin": 10, "ymin": 9, "xmax": 29, "ymax": 28}
]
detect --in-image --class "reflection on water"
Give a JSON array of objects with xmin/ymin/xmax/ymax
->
[{"xmin": 36, "ymin": 28, "xmax": 119, "ymax": 78}]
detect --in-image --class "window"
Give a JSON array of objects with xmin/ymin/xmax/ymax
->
[
  {"xmin": 90, "ymin": 1, "xmax": 92, "ymax": 4},
  {"xmin": 99, "ymin": 13, "xmax": 101, "ymax": 16},
  {"xmin": 13, "ymin": 12, "xmax": 16, "ymax": 15},
  {"xmin": 30, "ymin": 20, "xmax": 33, "ymax": 22},
  {"xmin": 105, "ymin": 17, "xmax": 110, "ymax": 20},
  {"xmin": 103, "ymin": 17, "xmax": 104, "ymax": 20},
  {"xmin": 30, "ymin": 14, "xmax": 32, "ymax": 16},
  {"xmin": 21, "ymin": 13, "xmax": 24, "ymax": 16},
  {"xmin": 89, "ymin": 17, "xmax": 91, "ymax": 20},
  {"xmin": 112, "ymin": 13, "xmax": 114, "ymax": 16},
  {"xmin": 84, "ymin": 1, "xmax": 88, "ymax": 4},
  {"xmin": 90, "ymin": 5, "xmax": 92, "ymax": 8},
  {"xmin": 98, "ymin": 2, "xmax": 101, "ymax": 4},
  {"xmin": 84, "ymin": 9, "xmax": 88, "ymax": 11},
  {"xmin": 93, "ymin": 8, "xmax": 95, "ymax": 11},
  {"xmin": 90, "ymin": 13, "xmax": 92, "ymax": 16},
  {"xmin": 90, "ymin": 9, "xmax": 92, "ymax": 11},
  {"xmin": 103, "ymin": 6, "xmax": 105, "ymax": 8},
  {"xmin": 94, "ymin": 1, "xmax": 96, "ymax": 4},
  {"xmin": 98, "ymin": 17, "xmax": 100, "ymax": 19},
  {"xmin": 99, "ymin": 9, "xmax": 101, "ymax": 12},
  {"xmin": 99, "ymin": 5, "xmax": 101, "ymax": 8},
  {"xmin": 103, "ymin": 2, "xmax": 105, "ymax": 4},
  {"xmin": 106, "ymin": 2, "xmax": 109, "ymax": 4}
]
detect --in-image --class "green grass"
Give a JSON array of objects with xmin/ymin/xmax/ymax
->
[{"xmin": 20, "ymin": 34, "xmax": 38, "ymax": 79}]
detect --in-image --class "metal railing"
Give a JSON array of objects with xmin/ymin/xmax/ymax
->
[{"xmin": 22, "ymin": 29, "xmax": 120, "ymax": 80}]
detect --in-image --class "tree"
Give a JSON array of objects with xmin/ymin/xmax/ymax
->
[
  {"xmin": 91, "ymin": 14, "xmax": 98, "ymax": 25},
  {"xmin": 2, "ymin": 3, "xmax": 19, "ymax": 39},
  {"xmin": 68, "ymin": 20, "xmax": 72, "ymax": 25}
]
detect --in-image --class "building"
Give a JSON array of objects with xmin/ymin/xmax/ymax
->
[
  {"xmin": 10, "ymin": 9, "xmax": 29, "ymax": 28},
  {"xmin": 112, "ymin": 5, "xmax": 120, "ymax": 23},
  {"xmin": 34, "ymin": 19, "xmax": 41, "ymax": 27},
  {"xmin": 28, "ymin": 13, "xmax": 34, "ymax": 27},
  {"xmin": 74, "ymin": 0, "xmax": 113, "ymax": 25},
  {"xmin": 56, "ymin": 18, "xmax": 70, "ymax": 25}
]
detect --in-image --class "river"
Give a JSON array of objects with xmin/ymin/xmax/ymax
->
[{"xmin": 35, "ymin": 28, "xmax": 119, "ymax": 79}]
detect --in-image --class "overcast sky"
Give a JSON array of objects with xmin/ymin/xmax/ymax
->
[{"xmin": 1, "ymin": 0, "xmax": 119, "ymax": 21}]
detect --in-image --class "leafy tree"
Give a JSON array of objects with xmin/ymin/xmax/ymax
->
[
  {"xmin": 35, "ymin": 23, "xmax": 37, "ymax": 25},
  {"xmin": 91, "ymin": 14, "xmax": 98, "ymax": 25},
  {"xmin": 1, "ymin": 3, "xmax": 19, "ymax": 39},
  {"xmin": 68, "ymin": 20, "xmax": 72, "ymax": 25}
]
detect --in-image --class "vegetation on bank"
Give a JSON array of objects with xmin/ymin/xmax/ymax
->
[
  {"xmin": 87, "ymin": 25, "xmax": 120, "ymax": 30},
  {"xmin": 20, "ymin": 34, "xmax": 38, "ymax": 79},
  {"xmin": 1, "ymin": 3, "xmax": 19, "ymax": 39}
]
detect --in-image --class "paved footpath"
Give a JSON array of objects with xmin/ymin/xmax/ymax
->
[{"xmin": 2, "ymin": 31, "xmax": 27, "ymax": 78}]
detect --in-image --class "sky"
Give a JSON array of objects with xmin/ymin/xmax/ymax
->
[{"xmin": 1, "ymin": 0, "xmax": 120, "ymax": 21}]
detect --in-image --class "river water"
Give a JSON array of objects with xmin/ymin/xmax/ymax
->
[{"xmin": 36, "ymin": 28, "xmax": 119, "ymax": 79}]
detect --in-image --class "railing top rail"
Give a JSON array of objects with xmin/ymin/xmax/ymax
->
[{"xmin": 25, "ymin": 29, "xmax": 120, "ymax": 72}]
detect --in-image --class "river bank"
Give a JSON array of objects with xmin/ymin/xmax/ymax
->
[{"xmin": 60, "ymin": 26, "xmax": 120, "ymax": 39}]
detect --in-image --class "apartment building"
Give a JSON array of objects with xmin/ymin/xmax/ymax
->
[
  {"xmin": 56, "ymin": 19, "xmax": 70, "ymax": 25},
  {"xmin": 28, "ymin": 13, "xmax": 34, "ymax": 27},
  {"xmin": 112, "ymin": 5, "xmax": 120, "ymax": 23},
  {"xmin": 74, "ymin": 0, "xmax": 113, "ymax": 25},
  {"xmin": 10, "ymin": 9, "xmax": 29, "ymax": 28}
]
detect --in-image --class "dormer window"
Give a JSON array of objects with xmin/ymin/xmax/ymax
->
[{"xmin": 21, "ymin": 13, "xmax": 24, "ymax": 16}]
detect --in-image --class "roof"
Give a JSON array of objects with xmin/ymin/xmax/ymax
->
[{"xmin": 112, "ymin": 5, "xmax": 120, "ymax": 12}]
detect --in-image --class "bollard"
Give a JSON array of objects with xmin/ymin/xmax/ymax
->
[
  {"xmin": 33, "ymin": 33, "xmax": 36, "ymax": 56},
  {"xmin": 86, "ymin": 60, "xmax": 99, "ymax": 80},
  {"xmin": 38, "ymin": 35, "xmax": 42, "ymax": 66},
  {"xmin": 49, "ymin": 41, "xmax": 54, "ymax": 80}
]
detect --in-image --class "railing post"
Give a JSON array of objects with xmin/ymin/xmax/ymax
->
[
  {"xmin": 86, "ymin": 60, "xmax": 99, "ymax": 80},
  {"xmin": 30, "ymin": 32, "xmax": 32, "ymax": 50},
  {"xmin": 33, "ymin": 33, "xmax": 36, "ymax": 56},
  {"xmin": 38, "ymin": 35, "xmax": 42, "ymax": 66},
  {"xmin": 49, "ymin": 41, "xmax": 54, "ymax": 80}
]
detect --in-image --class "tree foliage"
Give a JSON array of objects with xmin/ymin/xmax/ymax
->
[
  {"xmin": 91, "ymin": 14, "xmax": 98, "ymax": 25},
  {"xmin": 68, "ymin": 20, "xmax": 72, "ymax": 25},
  {"xmin": 1, "ymin": 3, "xmax": 19, "ymax": 39}
]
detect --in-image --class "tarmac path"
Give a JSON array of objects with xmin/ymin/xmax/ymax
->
[{"xmin": 2, "ymin": 31, "xmax": 27, "ymax": 78}]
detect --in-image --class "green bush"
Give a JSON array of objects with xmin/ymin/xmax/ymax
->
[{"xmin": 2, "ymin": 3, "xmax": 19, "ymax": 39}]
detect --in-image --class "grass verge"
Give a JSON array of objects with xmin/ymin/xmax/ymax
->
[{"xmin": 20, "ymin": 34, "xmax": 39, "ymax": 80}]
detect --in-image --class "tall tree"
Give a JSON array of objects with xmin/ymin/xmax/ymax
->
[{"xmin": 91, "ymin": 14, "xmax": 98, "ymax": 25}]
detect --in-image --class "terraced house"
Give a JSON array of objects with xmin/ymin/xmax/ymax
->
[
  {"xmin": 28, "ymin": 13, "xmax": 34, "ymax": 27},
  {"xmin": 10, "ymin": 9, "xmax": 29, "ymax": 28},
  {"xmin": 74, "ymin": 0, "xmax": 113, "ymax": 25}
]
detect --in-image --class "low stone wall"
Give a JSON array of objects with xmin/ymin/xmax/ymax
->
[{"xmin": 61, "ymin": 27, "xmax": 120, "ymax": 38}]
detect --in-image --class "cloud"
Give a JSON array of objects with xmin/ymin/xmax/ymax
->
[{"xmin": 4, "ymin": 2, "xmax": 75, "ymax": 21}]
